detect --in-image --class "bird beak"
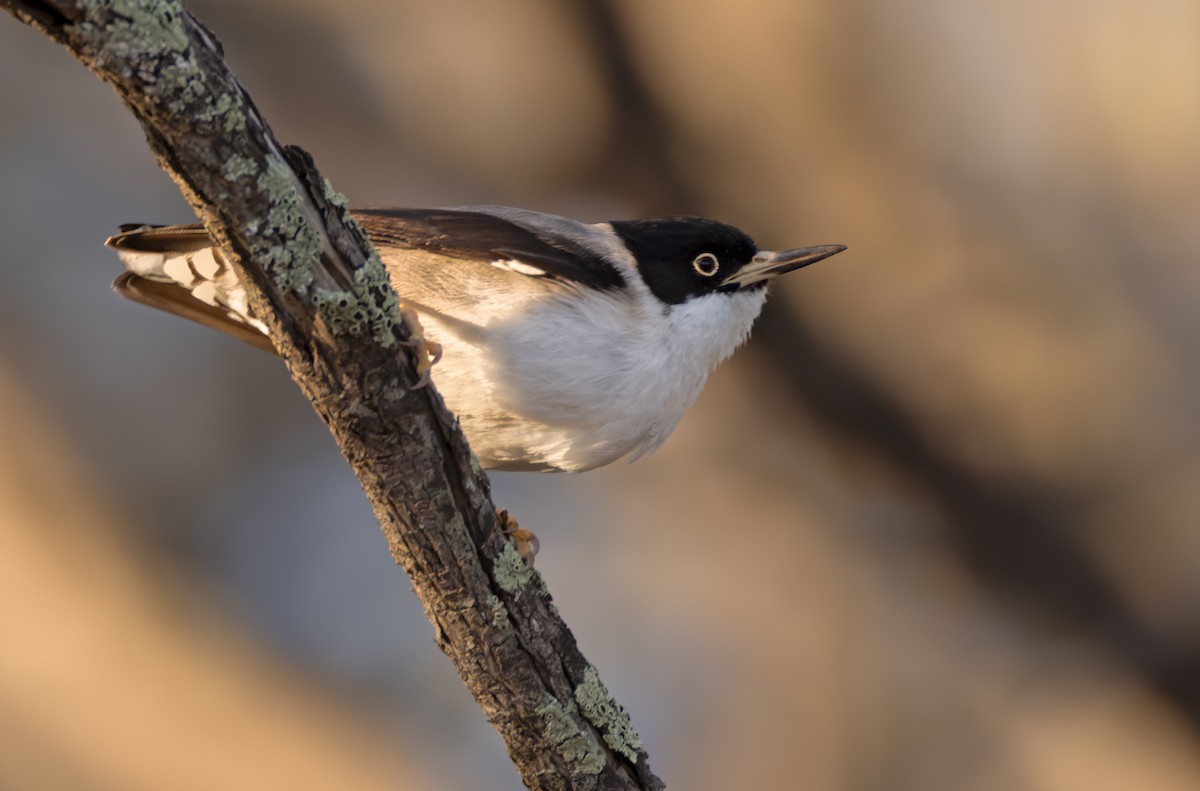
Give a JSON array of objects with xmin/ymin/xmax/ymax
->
[{"xmin": 722, "ymin": 244, "xmax": 846, "ymax": 289}]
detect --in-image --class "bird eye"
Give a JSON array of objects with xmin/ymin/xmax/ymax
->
[{"xmin": 693, "ymin": 252, "xmax": 720, "ymax": 277}]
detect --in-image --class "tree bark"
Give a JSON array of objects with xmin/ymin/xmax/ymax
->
[{"xmin": 0, "ymin": 2, "xmax": 663, "ymax": 789}]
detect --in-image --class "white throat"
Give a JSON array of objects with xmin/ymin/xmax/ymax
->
[{"xmin": 664, "ymin": 287, "xmax": 768, "ymax": 379}]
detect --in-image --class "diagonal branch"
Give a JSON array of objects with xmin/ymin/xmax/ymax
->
[{"xmin": 1, "ymin": 1, "xmax": 663, "ymax": 788}]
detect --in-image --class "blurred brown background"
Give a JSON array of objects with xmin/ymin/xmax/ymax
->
[{"xmin": 2, "ymin": 1, "xmax": 1199, "ymax": 789}]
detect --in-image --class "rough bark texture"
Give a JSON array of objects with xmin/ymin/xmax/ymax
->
[{"xmin": 0, "ymin": 2, "xmax": 663, "ymax": 789}]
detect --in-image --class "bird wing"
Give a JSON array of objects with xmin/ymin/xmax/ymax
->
[
  {"xmin": 109, "ymin": 208, "xmax": 624, "ymax": 354},
  {"xmin": 354, "ymin": 208, "xmax": 626, "ymax": 291}
]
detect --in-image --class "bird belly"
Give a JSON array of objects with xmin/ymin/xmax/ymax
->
[{"xmin": 414, "ymin": 293, "xmax": 705, "ymax": 472}]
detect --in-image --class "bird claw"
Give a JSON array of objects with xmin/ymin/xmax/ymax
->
[
  {"xmin": 397, "ymin": 303, "xmax": 442, "ymax": 389},
  {"xmin": 496, "ymin": 508, "xmax": 539, "ymax": 568},
  {"xmin": 408, "ymin": 342, "xmax": 442, "ymax": 389}
]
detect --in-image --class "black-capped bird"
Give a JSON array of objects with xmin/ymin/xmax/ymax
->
[{"xmin": 109, "ymin": 205, "xmax": 844, "ymax": 473}]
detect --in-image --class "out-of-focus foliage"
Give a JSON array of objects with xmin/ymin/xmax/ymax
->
[{"xmin": 1, "ymin": 1, "xmax": 1197, "ymax": 789}]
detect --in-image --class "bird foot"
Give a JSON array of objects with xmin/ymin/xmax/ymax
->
[
  {"xmin": 398, "ymin": 303, "xmax": 443, "ymax": 389},
  {"xmin": 496, "ymin": 509, "xmax": 539, "ymax": 568}
]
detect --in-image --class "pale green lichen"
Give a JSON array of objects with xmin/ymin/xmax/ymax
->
[
  {"xmin": 70, "ymin": 0, "xmax": 199, "ymax": 115},
  {"xmin": 356, "ymin": 252, "xmax": 400, "ymax": 342},
  {"xmin": 222, "ymin": 153, "xmax": 258, "ymax": 181},
  {"xmin": 198, "ymin": 92, "xmax": 247, "ymax": 134},
  {"xmin": 255, "ymin": 156, "xmax": 293, "ymax": 192},
  {"xmin": 484, "ymin": 595, "xmax": 510, "ymax": 631},
  {"xmin": 156, "ymin": 60, "xmax": 207, "ymax": 114},
  {"xmin": 72, "ymin": 0, "xmax": 190, "ymax": 62},
  {"xmin": 574, "ymin": 666, "xmax": 643, "ymax": 763},
  {"xmin": 536, "ymin": 697, "xmax": 604, "ymax": 782},
  {"xmin": 250, "ymin": 159, "xmax": 319, "ymax": 293},
  {"xmin": 71, "ymin": 1, "xmax": 251, "ymax": 137},
  {"xmin": 493, "ymin": 541, "xmax": 534, "ymax": 595},
  {"xmin": 321, "ymin": 178, "xmax": 349, "ymax": 210},
  {"xmin": 313, "ymin": 289, "xmax": 367, "ymax": 334},
  {"xmin": 308, "ymin": 251, "xmax": 399, "ymax": 347}
]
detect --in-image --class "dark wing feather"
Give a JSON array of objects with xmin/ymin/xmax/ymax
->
[{"xmin": 352, "ymin": 208, "xmax": 624, "ymax": 291}]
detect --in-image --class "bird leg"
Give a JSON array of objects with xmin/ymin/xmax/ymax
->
[
  {"xmin": 397, "ymin": 302, "xmax": 443, "ymax": 389},
  {"xmin": 496, "ymin": 508, "xmax": 539, "ymax": 568}
]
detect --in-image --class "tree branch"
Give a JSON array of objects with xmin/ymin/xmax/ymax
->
[{"xmin": 1, "ymin": 1, "xmax": 663, "ymax": 788}]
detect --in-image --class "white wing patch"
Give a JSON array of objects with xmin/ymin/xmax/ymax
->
[
  {"xmin": 192, "ymin": 281, "xmax": 220, "ymax": 306},
  {"xmin": 161, "ymin": 255, "xmax": 198, "ymax": 287},
  {"xmin": 490, "ymin": 258, "xmax": 547, "ymax": 278},
  {"xmin": 190, "ymin": 247, "xmax": 222, "ymax": 280}
]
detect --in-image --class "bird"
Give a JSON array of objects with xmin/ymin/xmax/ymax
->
[{"xmin": 108, "ymin": 205, "xmax": 844, "ymax": 474}]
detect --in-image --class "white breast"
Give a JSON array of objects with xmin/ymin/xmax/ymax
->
[{"xmin": 418, "ymin": 282, "xmax": 768, "ymax": 472}]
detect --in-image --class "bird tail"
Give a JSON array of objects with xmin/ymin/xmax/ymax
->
[{"xmin": 107, "ymin": 224, "xmax": 276, "ymax": 353}]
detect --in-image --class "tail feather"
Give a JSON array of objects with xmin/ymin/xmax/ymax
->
[
  {"xmin": 106, "ymin": 223, "xmax": 210, "ymax": 253},
  {"xmin": 109, "ymin": 224, "xmax": 275, "ymax": 354}
]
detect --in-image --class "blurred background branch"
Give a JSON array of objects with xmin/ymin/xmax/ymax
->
[{"xmin": 1, "ymin": 0, "xmax": 1198, "ymax": 789}]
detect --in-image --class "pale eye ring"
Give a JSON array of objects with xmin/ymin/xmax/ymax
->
[{"xmin": 693, "ymin": 252, "xmax": 720, "ymax": 277}]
